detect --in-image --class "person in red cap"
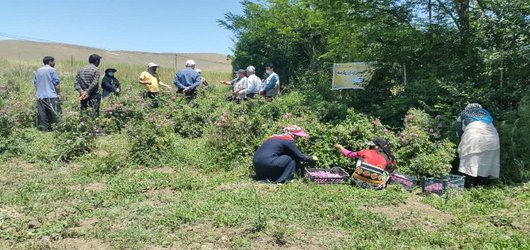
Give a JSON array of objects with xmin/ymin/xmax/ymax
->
[{"xmin": 253, "ymin": 125, "xmax": 318, "ymax": 183}]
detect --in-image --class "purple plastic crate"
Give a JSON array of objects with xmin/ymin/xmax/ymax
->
[
  {"xmin": 422, "ymin": 174, "xmax": 465, "ymax": 195},
  {"xmin": 304, "ymin": 167, "xmax": 350, "ymax": 184},
  {"xmin": 388, "ymin": 173, "xmax": 417, "ymax": 190}
]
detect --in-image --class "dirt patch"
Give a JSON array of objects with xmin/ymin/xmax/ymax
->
[
  {"xmin": 154, "ymin": 166, "xmax": 175, "ymax": 174},
  {"xmin": 361, "ymin": 196, "xmax": 455, "ymax": 232},
  {"xmin": 53, "ymin": 238, "xmax": 110, "ymax": 250},
  {"xmin": 146, "ymin": 187, "xmax": 175, "ymax": 196},
  {"xmin": 46, "ymin": 206, "xmax": 77, "ymax": 221},
  {"xmin": 84, "ymin": 182, "xmax": 107, "ymax": 192}
]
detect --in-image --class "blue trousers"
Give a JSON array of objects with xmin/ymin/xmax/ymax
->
[{"xmin": 254, "ymin": 155, "xmax": 301, "ymax": 183}]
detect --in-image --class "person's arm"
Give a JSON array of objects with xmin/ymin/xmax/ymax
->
[
  {"xmin": 456, "ymin": 115, "xmax": 463, "ymax": 138},
  {"xmin": 262, "ymin": 74, "xmax": 278, "ymax": 92},
  {"xmin": 173, "ymin": 72, "xmax": 185, "ymax": 89},
  {"xmin": 74, "ymin": 72, "xmax": 83, "ymax": 93},
  {"xmin": 159, "ymin": 81, "xmax": 172, "ymax": 89},
  {"xmin": 335, "ymin": 144, "xmax": 360, "ymax": 159},
  {"xmin": 236, "ymin": 78, "xmax": 248, "ymax": 94},
  {"xmin": 86, "ymin": 69, "xmax": 100, "ymax": 94},
  {"xmin": 139, "ymin": 73, "xmax": 155, "ymax": 86},
  {"xmin": 189, "ymin": 73, "xmax": 201, "ymax": 90},
  {"xmin": 284, "ymin": 140, "xmax": 314, "ymax": 162}
]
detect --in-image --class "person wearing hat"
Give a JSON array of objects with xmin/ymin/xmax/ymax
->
[
  {"xmin": 335, "ymin": 138, "xmax": 397, "ymax": 189},
  {"xmin": 253, "ymin": 125, "xmax": 318, "ymax": 183},
  {"xmin": 139, "ymin": 62, "xmax": 171, "ymax": 107},
  {"xmin": 239, "ymin": 66, "xmax": 261, "ymax": 99},
  {"xmin": 195, "ymin": 69, "xmax": 208, "ymax": 87},
  {"xmin": 456, "ymin": 103, "xmax": 500, "ymax": 187},
  {"xmin": 101, "ymin": 68, "xmax": 120, "ymax": 98},
  {"xmin": 173, "ymin": 59, "xmax": 201, "ymax": 100},
  {"xmin": 232, "ymin": 69, "xmax": 248, "ymax": 101}
]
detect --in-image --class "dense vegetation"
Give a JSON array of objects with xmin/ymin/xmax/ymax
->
[
  {"xmin": 0, "ymin": 59, "xmax": 528, "ymax": 249},
  {"xmin": 0, "ymin": 0, "xmax": 529, "ymax": 248},
  {"xmin": 220, "ymin": 0, "xmax": 530, "ymax": 183}
]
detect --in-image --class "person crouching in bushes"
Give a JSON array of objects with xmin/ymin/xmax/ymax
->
[
  {"xmin": 253, "ymin": 125, "xmax": 318, "ymax": 183},
  {"xmin": 456, "ymin": 103, "xmax": 500, "ymax": 188},
  {"xmin": 335, "ymin": 138, "xmax": 397, "ymax": 189},
  {"xmin": 101, "ymin": 68, "xmax": 120, "ymax": 98}
]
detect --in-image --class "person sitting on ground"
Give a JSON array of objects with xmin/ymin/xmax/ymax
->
[
  {"xmin": 456, "ymin": 103, "xmax": 500, "ymax": 188},
  {"xmin": 101, "ymin": 68, "xmax": 120, "ymax": 98},
  {"xmin": 335, "ymin": 138, "xmax": 397, "ymax": 189},
  {"xmin": 253, "ymin": 125, "xmax": 318, "ymax": 183}
]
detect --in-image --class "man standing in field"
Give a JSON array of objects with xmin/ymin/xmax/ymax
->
[
  {"xmin": 259, "ymin": 64, "xmax": 280, "ymax": 99},
  {"xmin": 75, "ymin": 54, "xmax": 102, "ymax": 119},
  {"xmin": 139, "ymin": 62, "xmax": 171, "ymax": 108},
  {"xmin": 34, "ymin": 56, "xmax": 61, "ymax": 131},
  {"xmin": 173, "ymin": 60, "xmax": 201, "ymax": 101}
]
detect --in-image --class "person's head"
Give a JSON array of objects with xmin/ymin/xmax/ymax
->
[
  {"xmin": 195, "ymin": 68, "xmax": 202, "ymax": 75},
  {"xmin": 89, "ymin": 54, "xmax": 102, "ymax": 66},
  {"xmin": 105, "ymin": 68, "xmax": 117, "ymax": 77},
  {"xmin": 372, "ymin": 137, "xmax": 395, "ymax": 161},
  {"xmin": 246, "ymin": 66, "xmax": 255, "ymax": 75},
  {"xmin": 465, "ymin": 103, "xmax": 482, "ymax": 110},
  {"xmin": 43, "ymin": 56, "xmax": 55, "ymax": 67},
  {"xmin": 283, "ymin": 125, "xmax": 309, "ymax": 138},
  {"xmin": 185, "ymin": 60, "xmax": 196, "ymax": 68},
  {"xmin": 147, "ymin": 62, "xmax": 159, "ymax": 73},
  {"xmin": 265, "ymin": 64, "xmax": 274, "ymax": 74},
  {"xmin": 236, "ymin": 69, "xmax": 246, "ymax": 78}
]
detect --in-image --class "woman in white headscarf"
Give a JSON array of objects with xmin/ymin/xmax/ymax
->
[{"xmin": 456, "ymin": 103, "xmax": 500, "ymax": 187}]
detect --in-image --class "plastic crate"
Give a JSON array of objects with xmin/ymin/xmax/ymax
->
[
  {"xmin": 388, "ymin": 173, "xmax": 417, "ymax": 191},
  {"xmin": 304, "ymin": 167, "xmax": 350, "ymax": 184},
  {"xmin": 422, "ymin": 174, "xmax": 465, "ymax": 195}
]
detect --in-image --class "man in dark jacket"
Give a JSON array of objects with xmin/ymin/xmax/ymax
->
[
  {"xmin": 253, "ymin": 125, "xmax": 318, "ymax": 183},
  {"xmin": 101, "ymin": 68, "xmax": 120, "ymax": 98}
]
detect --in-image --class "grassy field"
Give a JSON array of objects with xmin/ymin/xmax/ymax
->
[{"xmin": 0, "ymin": 59, "xmax": 529, "ymax": 249}]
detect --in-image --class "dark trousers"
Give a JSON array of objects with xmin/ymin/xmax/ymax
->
[
  {"xmin": 464, "ymin": 174, "xmax": 490, "ymax": 188},
  {"xmin": 80, "ymin": 93, "xmax": 101, "ymax": 119},
  {"xmin": 177, "ymin": 88, "xmax": 196, "ymax": 102},
  {"xmin": 143, "ymin": 91, "xmax": 160, "ymax": 108},
  {"xmin": 254, "ymin": 155, "xmax": 301, "ymax": 183},
  {"xmin": 37, "ymin": 98, "xmax": 61, "ymax": 131}
]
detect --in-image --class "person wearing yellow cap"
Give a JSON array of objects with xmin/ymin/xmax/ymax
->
[
  {"xmin": 139, "ymin": 62, "xmax": 171, "ymax": 107},
  {"xmin": 253, "ymin": 125, "xmax": 318, "ymax": 183}
]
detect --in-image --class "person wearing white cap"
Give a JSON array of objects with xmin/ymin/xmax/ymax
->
[
  {"xmin": 195, "ymin": 68, "xmax": 208, "ymax": 87},
  {"xmin": 238, "ymin": 66, "xmax": 260, "ymax": 99},
  {"xmin": 139, "ymin": 62, "xmax": 171, "ymax": 107},
  {"xmin": 173, "ymin": 59, "xmax": 201, "ymax": 100}
]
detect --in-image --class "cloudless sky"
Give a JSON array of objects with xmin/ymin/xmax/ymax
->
[{"xmin": 0, "ymin": 0, "xmax": 244, "ymax": 54}]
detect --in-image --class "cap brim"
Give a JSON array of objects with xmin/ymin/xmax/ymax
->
[{"xmin": 292, "ymin": 130, "xmax": 309, "ymax": 137}]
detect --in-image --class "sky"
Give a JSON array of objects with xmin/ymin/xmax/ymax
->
[{"xmin": 0, "ymin": 0, "xmax": 244, "ymax": 54}]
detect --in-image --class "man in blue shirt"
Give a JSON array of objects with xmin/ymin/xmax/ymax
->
[
  {"xmin": 259, "ymin": 64, "xmax": 280, "ymax": 99},
  {"xmin": 34, "ymin": 56, "xmax": 61, "ymax": 131},
  {"xmin": 173, "ymin": 60, "xmax": 201, "ymax": 101}
]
